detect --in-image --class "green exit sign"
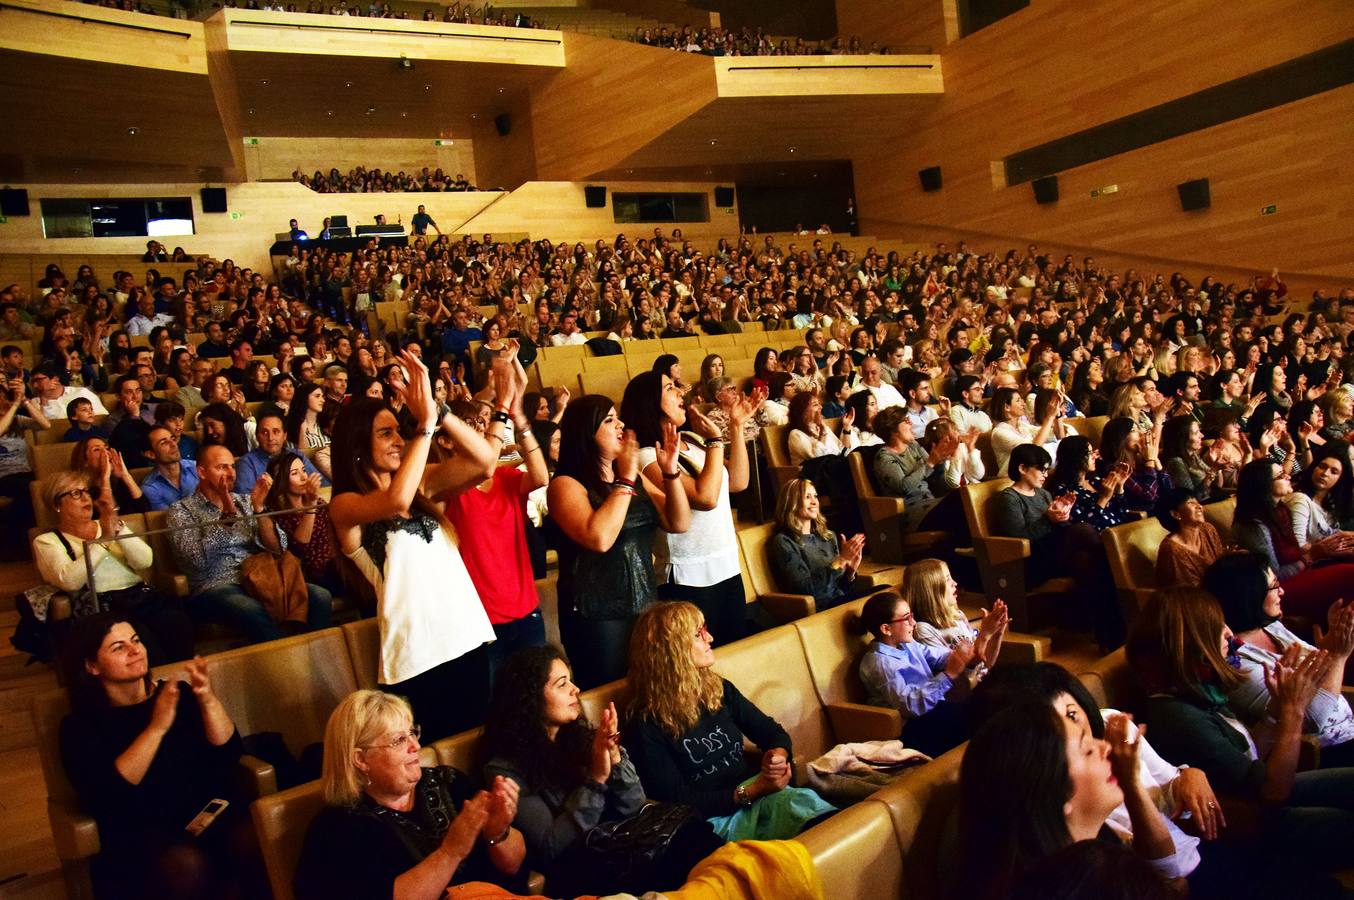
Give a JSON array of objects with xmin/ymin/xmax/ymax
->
[
  {"xmin": 0, "ymin": 215, "xmax": 7, "ymax": 225},
  {"xmin": 243, "ymin": 137, "xmax": 259, "ymax": 146},
  {"xmin": 230, "ymin": 212, "xmax": 243, "ymax": 220},
  {"xmin": 1260, "ymin": 204, "xmax": 1277, "ymax": 216},
  {"xmin": 435, "ymin": 139, "xmax": 454, "ymax": 146}
]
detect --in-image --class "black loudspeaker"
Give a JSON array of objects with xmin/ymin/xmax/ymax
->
[
  {"xmin": 0, "ymin": 189, "xmax": 31, "ymax": 216},
  {"xmin": 584, "ymin": 186, "xmax": 607, "ymax": 208},
  {"xmin": 1177, "ymin": 178, "xmax": 1211, "ymax": 211},
  {"xmin": 1032, "ymin": 175, "xmax": 1059, "ymax": 205},
  {"xmin": 918, "ymin": 166, "xmax": 942, "ymax": 192},
  {"xmin": 494, "ymin": 113, "xmax": 511, "ymax": 136},
  {"xmin": 200, "ymin": 187, "xmax": 228, "ymax": 213},
  {"xmin": 714, "ymin": 186, "xmax": 735, "ymax": 207}
]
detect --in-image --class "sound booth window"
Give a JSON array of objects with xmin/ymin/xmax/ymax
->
[
  {"xmin": 613, "ymin": 192, "xmax": 710, "ymax": 223},
  {"xmin": 40, "ymin": 197, "xmax": 194, "ymax": 239}
]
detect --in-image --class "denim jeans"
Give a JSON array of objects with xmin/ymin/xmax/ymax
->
[
  {"xmin": 1268, "ymin": 766, "xmax": 1354, "ymax": 870},
  {"xmin": 189, "ymin": 582, "xmax": 333, "ymax": 644},
  {"xmin": 486, "ymin": 609, "xmax": 547, "ymax": 685}
]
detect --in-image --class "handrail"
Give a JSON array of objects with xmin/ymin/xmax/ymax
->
[
  {"xmin": 79, "ymin": 504, "xmax": 322, "ymax": 610},
  {"xmin": 227, "ymin": 15, "xmax": 564, "ymax": 45},
  {"xmin": 724, "ymin": 62, "xmax": 935, "ymax": 72},
  {"xmin": 0, "ymin": 0, "xmax": 195, "ymax": 38}
]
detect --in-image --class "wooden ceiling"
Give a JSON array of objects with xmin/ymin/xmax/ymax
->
[
  {"xmin": 0, "ymin": 50, "xmax": 237, "ymax": 183},
  {"xmin": 231, "ymin": 53, "xmax": 546, "ymax": 139},
  {"xmin": 594, "ymin": 94, "xmax": 940, "ymax": 180}
]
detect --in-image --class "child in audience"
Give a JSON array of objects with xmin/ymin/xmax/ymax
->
[
  {"xmin": 60, "ymin": 396, "xmax": 107, "ymax": 442},
  {"xmin": 854, "ymin": 590, "xmax": 1006, "ymax": 756}
]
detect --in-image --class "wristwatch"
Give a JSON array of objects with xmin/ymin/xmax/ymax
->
[{"xmin": 733, "ymin": 784, "xmax": 752, "ymax": 807}]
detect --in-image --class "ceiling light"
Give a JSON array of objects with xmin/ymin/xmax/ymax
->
[
  {"xmin": 424, "ymin": 83, "xmax": 432, "ymax": 91},
  {"xmin": 260, "ymin": 78, "xmax": 269, "ymax": 85},
  {"xmin": 247, "ymin": 108, "xmax": 255, "ymax": 115},
  {"xmin": 326, "ymin": 110, "xmax": 335, "ymax": 116},
  {"xmin": 398, "ymin": 55, "xmax": 413, "ymax": 70},
  {"xmin": 401, "ymin": 111, "xmax": 408, "ymax": 118},
  {"xmin": 366, "ymin": 107, "xmax": 376, "ymax": 116},
  {"xmin": 710, "ymin": 139, "xmax": 717, "ymax": 146},
  {"xmin": 345, "ymin": 81, "xmax": 353, "ymax": 88},
  {"xmin": 127, "ymin": 126, "xmax": 139, "ymax": 136}
]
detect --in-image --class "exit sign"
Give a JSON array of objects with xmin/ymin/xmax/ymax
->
[
  {"xmin": 243, "ymin": 137, "xmax": 260, "ymax": 146},
  {"xmin": 0, "ymin": 216, "xmax": 7, "ymax": 225},
  {"xmin": 1090, "ymin": 184, "xmax": 1118, "ymax": 198},
  {"xmin": 435, "ymin": 139, "xmax": 454, "ymax": 146},
  {"xmin": 1260, "ymin": 204, "xmax": 1277, "ymax": 216},
  {"xmin": 230, "ymin": 212, "xmax": 244, "ymax": 220}
]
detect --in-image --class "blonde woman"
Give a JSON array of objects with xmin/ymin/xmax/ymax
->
[
  {"xmin": 1108, "ymin": 382, "xmax": 1154, "ymax": 433},
  {"xmin": 624, "ymin": 601, "xmax": 835, "ymax": 840},
  {"xmin": 768, "ymin": 478, "xmax": 866, "ymax": 610},
  {"xmin": 294, "ymin": 690, "xmax": 526, "ymax": 900},
  {"xmin": 904, "ymin": 559, "xmax": 1007, "ymax": 691}
]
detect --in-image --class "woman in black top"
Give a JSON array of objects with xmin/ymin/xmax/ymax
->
[
  {"xmin": 623, "ymin": 601, "xmax": 834, "ymax": 839},
  {"xmin": 295, "ymin": 690, "xmax": 525, "ymax": 900},
  {"xmin": 547, "ymin": 395, "xmax": 689, "ymax": 689},
  {"xmin": 59, "ymin": 614, "xmax": 262, "ymax": 900}
]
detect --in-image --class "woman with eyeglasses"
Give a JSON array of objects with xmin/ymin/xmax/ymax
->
[
  {"xmin": 854, "ymin": 590, "xmax": 1007, "ymax": 756},
  {"xmin": 1204, "ymin": 552, "xmax": 1354, "ymax": 768},
  {"xmin": 1233, "ymin": 458, "xmax": 1354, "ymax": 620},
  {"xmin": 623, "ymin": 601, "xmax": 834, "ymax": 840},
  {"xmin": 295, "ymin": 689, "xmax": 525, "ymax": 900}
]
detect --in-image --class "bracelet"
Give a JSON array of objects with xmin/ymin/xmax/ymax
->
[
  {"xmin": 485, "ymin": 826, "xmax": 512, "ymax": 846},
  {"xmin": 611, "ymin": 484, "xmax": 637, "ymax": 496},
  {"xmin": 662, "ymin": 470, "xmax": 681, "ymax": 480},
  {"xmin": 613, "ymin": 476, "xmax": 636, "ymax": 488},
  {"xmin": 491, "ymin": 410, "xmax": 512, "ymax": 426},
  {"xmin": 704, "ymin": 438, "xmax": 725, "ymax": 450}
]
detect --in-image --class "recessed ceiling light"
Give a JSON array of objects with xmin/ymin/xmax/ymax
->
[
  {"xmin": 345, "ymin": 81, "xmax": 353, "ymax": 88},
  {"xmin": 247, "ymin": 108, "xmax": 255, "ymax": 115},
  {"xmin": 710, "ymin": 139, "xmax": 717, "ymax": 146},
  {"xmin": 326, "ymin": 110, "xmax": 335, "ymax": 116},
  {"xmin": 424, "ymin": 83, "xmax": 432, "ymax": 90},
  {"xmin": 366, "ymin": 107, "xmax": 376, "ymax": 115},
  {"xmin": 260, "ymin": 79, "xmax": 269, "ymax": 85},
  {"xmin": 401, "ymin": 111, "xmax": 408, "ymax": 118},
  {"xmin": 127, "ymin": 126, "xmax": 139, "ymax": 136}
]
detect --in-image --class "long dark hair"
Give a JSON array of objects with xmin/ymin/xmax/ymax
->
[
  {"xmin": 330, "ymin": 396, "xmax": 446, "ymax": 527},
  {"xmin": 967, "ymin": 661, "xmax": 1106, "ymax": 739},
  {"xmin": 286, "ymin": 383, "xmax": 325, "ymax": 447},
  {"xmin": 1048, "ymin": 435, "xmax": 1092, "ymax": 495},
  {"xmin": 1298, "ymin": 442, "xmax": 1354, "ymax": 524},
  {"xmin": 958, "ymin": 702, "xmax": 1075, "ymax": 900},
  {"xmin": 261, "ymin": 450, "xmax": 305, "ymax": 512},
  {"xmin": 1234, "ymin": 458, "xmax": 1280, "ymax": 529},
  {"xmin": 1202, "ymin": 551, "xmax": 1277, "ymax": 634},
  {"xmin": 480, "ymin": 645, "xmax": 594, "ymax": 791},
  {"xmin": 63, "ymin": 613, "xmax": 148, "ymax": 713},
  {"xmin": 1097, "ymin": 417, "xmax": 1136, "ymax": 473},
  {"xmin": 620, "ymin": 371, "xmax": 668, "ymax": 447},
  {"xmin": 554, "ymin": 394, "xmax": 616, "ymax": 496},
  {"xmin": 198, "ymin": 403, "xmax": 248, "ymax": 457}
]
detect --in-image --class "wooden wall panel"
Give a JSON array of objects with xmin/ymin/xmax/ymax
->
[
  {"xmin": 244, "ymin": 137, "xmax": 476, "ymax": 183},
  {"xmin": 854, "ymin": 0, "xmax": 1354, "ymax": 278},
  {"xmin": 832, "ymin": 0, "xmax": 955, "ymax": 50},
  {"xmin": 469, "ymin": 92, "xmax": 539, "ymax": 191},
  {"xmin": 0, "ymin": 0, "xmax": 205, "ymax": 73},
  {"xmin": 713, "ymin": 55, "xmax": 942, "ymax": 97},
  {"xmin": 529, "ymin": 33, "xmax": 718, "ymax": 181}
]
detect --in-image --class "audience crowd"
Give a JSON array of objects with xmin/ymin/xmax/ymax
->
[
  {"xmin": 11, "ymin": 222, "xmax": 1354, "ymax": 899},
  {"xmin": 293, "ymin": 167, "xmax": 477, "ymax": 194}
]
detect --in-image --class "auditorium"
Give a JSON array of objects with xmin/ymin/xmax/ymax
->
[{"xmin": 1, "ymin": 0, "xmax": 1352, "ymax": 896}]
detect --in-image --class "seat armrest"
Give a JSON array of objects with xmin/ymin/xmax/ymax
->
[
  {"xmin": 526, "ymin": 871, "xmax": 547, "ymax": 895},
  {"xmin": 857, "ymin": 562, "xmax": 905, "ymax": 588},
  {"xmin": 237, "ymin": 754, "xmax": 278, "ymax": 798},
  {"xmin": 172, "ymin": 574, "xmax": 190, "ymax": 598},
  {"xmin": 993, "ymin": 632, "xmax": 1051, "ymax": 666},
  {"xmin": 48, "ymin": 797, "xmax": 100, "ymax": 860},
  {"xmin": 757, "ymin": 592, "xmax": 816, "ymax": 622},
  {"xmin": 1340, "ymin": 685, "xmax": 1354, "ymax": 704},
  {"xmin": 826, "ymin": 701, "xmax": 903, "ymax": 744},
  {"xmin": 979, "ymin": 535, "xmax": 1032, "ymax": 564}
]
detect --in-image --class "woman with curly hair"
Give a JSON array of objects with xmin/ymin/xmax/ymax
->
[
  {"xmin": 623, "ymin": 601, "xmax": 834, "ymax": 840},
  {"xmin": 481, "ymin": 645, "xmax": 716, "ymax": 896}
]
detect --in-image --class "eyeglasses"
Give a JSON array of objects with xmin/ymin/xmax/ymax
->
[
  {"xmin": 695, "ymin": 623, "xmax": 713, "ymax": 643},
  {"xmin": 360, "ymin": 724, "xmax": 421, "ymax": 752},
  {"xmin": 891, "ymin": 611, "xmax": 915, "ymax": 626},
  {"xmin": 1267, "ymin": 581, "xmax": 1283, "ymax": 593},
  {"xmin": 56, "ymin": 488, "xmax": 91, "ymax": 502}
]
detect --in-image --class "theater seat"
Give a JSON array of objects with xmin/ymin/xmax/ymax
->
[
  {"xmin": 342, "ymin": 617, "xmax": 381, "ymax": 690},
  {"xmin": 870, "ymin": 745, "xmax": 966, "ymax": 900},
  {"xmin": 795, "ymin": 798, "xmax": 903, "ymax": 899},
  {"xmin": 793, "ymin": 599, "xmax": 903, "ymax": 742},
  {"xmin": 737, "ymin": 522, "xmax": 817, "ymax": 622},
  {"xmin": 759, "ymin": 424, "xmax": 798, "ymax": 493},
  {"xmin": 847, "ymin": 449, "xmax": 949, "ymax": 565},
  {"xmin": 1203, "ymin": 496, "xmax": 1236, "ymax": 544},
  {"xmin": 960, "ymin": 479, "xmax": 1076, "ymax": 632},
  {"xmin": 1064, "ymin": 414, "xmax": 1108, "ymax": 446},
  {"xmin": 1101, "ymin": 515, "xmax": 1170, "ymax": 621},
  {"xmin": 251, "ymin": 780, "xmax": 325, "ymax": 900}
]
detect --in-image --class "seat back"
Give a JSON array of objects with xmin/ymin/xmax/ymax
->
[
  {"xmin": 760, "ymin": 423, "xmax": 793, "ymax": 471},
  {"xmin": 871, "ymin": 745, "xmax": 966, "ymax": 900},
  {"xmin": 31, "ymin": 688, "xmax": 81, "ymax": 820},
  {"xmin": 795, "ymin": 798, "xmax": 903, "ymax": 899},
  {"xmin": 974, "ymin": 431, "xmax": 997, "ymax": 476},
  {"xmin": 580, "ymin": 677, "xmax": 629, "ymax": 728},
  {"xmin": 250, "ymin": 780, "xmax": 325, "ymax": 900},
  {"xmin": 153, "ymin": 628, "xmax": 358, "ymax": 759},
  {"xmin": 959, "ymin": 478, "xmax": 1011, "ymax": 544},
  {"xmin": 33, "ymin": 442, "xmax": 75, "ymax": 481},
  {"xmin": 431, "ymin": 726, "xmax": 484, "ymax": 775},
  {"xmin": 140, "ymin": 509, "xmax": 183, "ymax": 597},
  {"xmin": 1064, "ymin": 415, "xmax": 1108, "ymax": 445},
  {"xmin": 579, "ymin": 370, "xmax": 631, "ymax": 403},
  {"xmin": 1076, "ymin": 648, "xmax": 1142, "ymax": 714},
  {"xmin": 1203, "ymin": 496, "xmax": 1236, "ymax": 544},
  {"xmin": 341, "ymin": 618, "xmax": 381, "ymax": 690},
  {"xmin": 713, "ymin": 624, "xmax": 833, "ymax": 764},
  {"xmin": 792, "ymin": 597, "xmax": 873, "ymax": 709},
  {"xmin": 735, "ymin": 522, "xmax": 782, "ymax": 597},
  {"xmin": 1102, "ymin": 516, "xmax": 1168, "ymax": 594}
]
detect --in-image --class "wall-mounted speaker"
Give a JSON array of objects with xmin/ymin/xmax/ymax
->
[
  {"xmin": 494, "ymin": 114, "xmax": 511, "ymax": 136},
  {"xmin": 918, "ymin": 166, "xmax": 943, "ymax": 192},
  {"xmin": 584, "ymin": 186, "xmax": 607, "ymax": 208},
  {"xmin": 1032, "ymin": 175, "xmax": 1059, "ymax": 205},
  {"xmin": 1177, "ymin": 178, "xmax": 1211, "ymax": 211},
  {"xmin": 713, "ymin": 186, "xmax": 735, "ymax": 208},
  {"xmin": 200, "ymin": 187, "xmax": 228, "ymax": 213},
  {"xmin": 0, "ymin": 189, "xmax": 31, "ymax": 216}
]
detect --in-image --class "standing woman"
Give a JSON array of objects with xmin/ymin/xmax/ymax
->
[
  {"xmin": 621, "ymin": 370, "xmax": 756, "ymax": 646},
  {"xmin": 548, "ymin": 394, "xmax": 690, "ymax": 689},
  {"xmin": 329, "ymin": 352, "xmax": 500, "ymax": 742}
]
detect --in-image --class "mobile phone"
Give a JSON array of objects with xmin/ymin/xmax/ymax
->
[{"xmin": 185, "ymin": 799, "xmax": 229, "ymax": 836}]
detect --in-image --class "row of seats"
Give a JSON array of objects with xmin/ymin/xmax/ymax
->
[{"xmin": 33, "ymin": 559, "xmax": 1048, "ymax": 898}]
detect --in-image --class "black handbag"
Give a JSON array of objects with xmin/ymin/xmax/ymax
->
[{"xmin": 555, "ymin": 802, "xmax": 722, "ymax": 896}]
